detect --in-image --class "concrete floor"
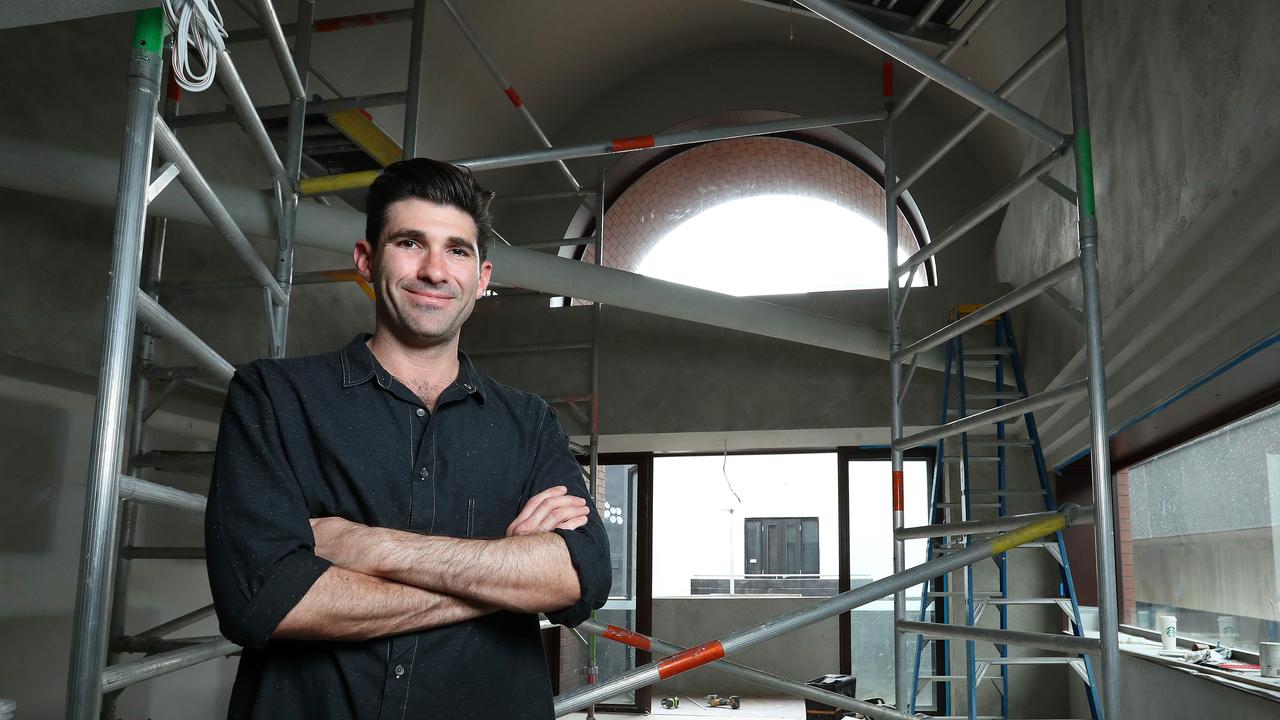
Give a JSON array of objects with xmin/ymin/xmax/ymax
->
[{"xmin": 565, "ymin": 696, "xmax": 806, "ymax": 719}]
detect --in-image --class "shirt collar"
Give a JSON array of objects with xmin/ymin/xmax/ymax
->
[{"xmin": 339, "ymin": 333, "xmax": 486, "ymax": 403}]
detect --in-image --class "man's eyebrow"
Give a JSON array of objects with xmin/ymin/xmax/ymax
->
[
  {"xmin": 385, "ymin": 228, "xmax": 425, "ymax": 242},
  {"xmin": 448, "ymin": 236, "xmax": 479, "ymax": 252}
]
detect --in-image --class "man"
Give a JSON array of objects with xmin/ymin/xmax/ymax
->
[{"xmin": 205, "ymin": 158, "xmax": 611, "ymax": 719}]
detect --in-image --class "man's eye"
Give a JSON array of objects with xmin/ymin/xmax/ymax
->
[
  {"xmin": 396, "ymin": 239, "xmax": 419, "ymax": 249},
  {"xmin": 449, "ymin": 247, "xmax": 471, "ymax": 257}
]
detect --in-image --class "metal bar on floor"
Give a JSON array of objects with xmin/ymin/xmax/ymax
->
[
  {"xmin": 101, "ymin": 638, "xmax": 239, "ymax": 694},
  {"xmin": 253, "ymin": 0, "xmax": 306, "ymax": 99},
  {"xmin": 135, "ymin": 292, "xmax": 236, "ymax": 384},
  {"xmin": 118, "ymin": 474, "xmax": 208, "ymax": 514},
  {"xmin": 1064, "ymin": 0, "xmax": 1119, "ymax": 715},
  {"xmin": 213, "ymin": 52, "xmax": 289, "ymax": 183},
  {"xmin": 299, "ymin": 109, "xmax": 886, "ymax": 195},
  {"xmin": 894, "ymin": 380, "xmax": 1087, "ymax": 450},
  {"xmin": 552, "ymin": 505, "xmax": 1088, "ymax": 715},
  {"xmin": 898, "ymin": 620, "xmax": 1100, "ymax": 656},
  {"xmin": 440, "ymin": 0, "xmax": 583, "ymax": 191},
  {"xmin": 897, "ymin": 147, "xmax": 1070, "ymax": 277},
  {"xmin": 897, "ymin": 29, "xmax": 1068, "ymax": 194},
  {"xmin": 169, "ymin": 91, "xmax": 406, "ymax": 128},
  {"xmin": 896, "ymin": 506, "xmax": 1094, "ymax": 541},
  {"xmin": 65, "ymin": 12, "xmax": 164, "ymax": 718},
  {"xmin": 152, "ymin": 119, "xmax": 287, "ymax": 305},
  {"xmin": 578, "ymin": 620, "xmax": 917, "ymax": 720},
  {"xmin": 892, "ymin": 0, "xmax": 1005, "ymax": 117},
  {"xmin": 892, "ymin": 259, "xmax": 1079, "ymax": 362},
  {"xmin": 795, "ymin": 0, "xmax": 1067, "ymax": 147}
]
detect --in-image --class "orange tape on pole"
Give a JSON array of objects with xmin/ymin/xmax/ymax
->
[
  {"xmin": 656, "ymin": 640, "xmax": 725, "ymax": 679},
  {"xmin": 504, "ymin": 86, "xmax": 523, "ymax": 108},
  {"xmin": 882, "ymin": 60, "xmax": 894, "ymax": 98},
  {"xmin": 314, "ymin": 12, "xmax": 388, "ymax": 33},
  {"xmin": 603, "ymin": 625, "xmax": 651, "ymax": 651},
  {"xmin": 892, "ymin": 470, "xmax": 904, "ymax": 512},
  {"xmin": 611, "ymin": 135, "xmax": 656, "ymax": 152}
]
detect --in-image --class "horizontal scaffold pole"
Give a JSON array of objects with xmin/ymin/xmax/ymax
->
[
  {"xmin": 553, "ymin": 505, "xmax": 1089, "ymax": 715},
  {"xmin": 169, "ymin": 91, "xmax": 406, "ymax": 128},
  {"xmin": 577, "ymin": 619, "xmax": 917, "ymax": 720},
  {"xmin": 896, "ymin": 505, "xmax": 1093, "ymax": 540},
  {"xmin": 895, "ymin": 379, "xmax": 1087, "ymax": 450},
  {"xmin": 101, "ymin": 638, "xmax": 238, "ymax": 693},
  {"xmin": 299, "ymin": 110, "xmax": 886, "ymax": 195},
  {"xmin": 118, "ymin": 474, "xmax": 207, "ymax": 514},
  {"xmin": 795, "ymin": 0, "xmax": 1066, "ymax": 147},
  {"xmin": 898, "ymin": 620, "xmax": 1100, "ymax": 656}
]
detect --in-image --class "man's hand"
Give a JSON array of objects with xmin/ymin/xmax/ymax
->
[
  {"xmin": 311, "ymin": 516, "xmax": 378, "ymax": 574},
  {"xmin": 506, "ymin": 485, "xmax": 590, "ymax": 537}
]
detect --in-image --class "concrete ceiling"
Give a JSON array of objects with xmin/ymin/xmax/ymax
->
[{"xmin": 5, "ymin": 0, "xmax": 1067, "ymax": 194}]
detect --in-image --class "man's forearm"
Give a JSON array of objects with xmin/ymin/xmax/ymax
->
[
  {"xmin": 363, "ymin": 529, "xmax": 580, "ymax": 614},
  {"xmin": 273, "ymin": 565, "xmax": 493, "ymax": 642}
]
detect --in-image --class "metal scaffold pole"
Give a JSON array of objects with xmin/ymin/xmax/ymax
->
[
  {"xmin": 66, "ymin": 10, "xmax": 165, "ymax": 718},
  {"xmin": 881, "ymin": 57, "xmax": 911, "ymax": 713},
  {"xmin": 1063, "ymin": 0, "xmax": 1119, "ymax": 716}
]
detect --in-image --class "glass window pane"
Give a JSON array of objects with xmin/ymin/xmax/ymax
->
[
  {"xmin": 1123, "ymin": 402, "xmax": 1280, "ymax": 652},
  {"xmin": 847, "ymin": 460, "xmax": 932, "ymax": 707}
]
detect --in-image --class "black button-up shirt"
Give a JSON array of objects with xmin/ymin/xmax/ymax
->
[{"xmin": 205, "ymin": 334, "xmax": 611, "ymax": 719}]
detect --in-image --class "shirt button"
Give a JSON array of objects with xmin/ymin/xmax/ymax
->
[
  {"xmin": 394, "ymin": 664, "xmax": 405, "ymax": 678},
  {"xmin": 415, "ymin": 408, "xmax": 425, "ymax": 417},
  {"xmin": 463, "ymin": 383, "xmax": 474, "ymax": 392},
  {"xmin": 419, "ymin": 467, "xmax": 428, "ymax": 478}
]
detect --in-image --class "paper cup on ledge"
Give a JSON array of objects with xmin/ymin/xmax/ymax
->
[{"xmin": 1158, "ymin": 614, "xmax": 1178, "ymax": 650}]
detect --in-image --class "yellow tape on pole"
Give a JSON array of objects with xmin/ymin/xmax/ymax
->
[
  {"xmin": 990, "ymin": 514, "xmax": 1067, "ymax": 554},
  {"xmin": 300, "ymin": 169, "xmax": 380, "ymax": 196}
]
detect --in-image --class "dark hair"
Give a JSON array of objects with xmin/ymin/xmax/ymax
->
[{"xmin": 364, "ymin": 158, "xmax": 495, "ymax": 262}]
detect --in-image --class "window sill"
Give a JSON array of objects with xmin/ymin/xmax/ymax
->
[{"xmin": 1115, "ymin": 626, "xmax": 1280, "ymax": 703}]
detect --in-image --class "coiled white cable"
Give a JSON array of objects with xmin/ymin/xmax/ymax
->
[{"xmin": 162, "ymin": 0, "xmax": 228, "ymax": 92}]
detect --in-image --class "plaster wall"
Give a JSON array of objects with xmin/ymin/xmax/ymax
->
[
  {"xmin": 1067, "ymin": 652, "xmax": 1279, "ymax": 720},
  {"xmin": 992, "ymin": 0, "xmax": 1280, "ymax": 462}
]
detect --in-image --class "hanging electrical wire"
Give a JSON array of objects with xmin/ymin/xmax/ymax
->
[
  {"xmin": 162, "ymin": 0, "xmax": 228, "ymax": 92},
  {"xmin": 721, "ymin": 440, "xmax": 743, "ymax": 504}
]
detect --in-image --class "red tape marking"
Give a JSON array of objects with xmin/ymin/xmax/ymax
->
[
  {"xmin": 657, "ymin": 641, "xmax": 725, "ymax": 679},
  {"xmin": 504, "ymin": 86, "xmax": 523, "ymax": 108},
  {"xmin": 611, "ymin": 135, "xmax": 656, "ymax": 152},
  {"xmin": 603, "ymin": 625, "xmax": 652, "ymax": 651},
  {"xmin": 892, "ymin": 470, "xmax": 904, "ymax": 511},
  {"xmin": 882, "ymin": 60, "xmax": 894, "ymax": 98}
]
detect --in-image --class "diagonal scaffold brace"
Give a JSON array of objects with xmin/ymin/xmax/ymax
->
[{"xmin": 552, "ymin": 504, "xmax": 1089, "ymax": 716}]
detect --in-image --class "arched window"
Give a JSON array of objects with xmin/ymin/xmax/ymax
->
[{"xmin": 582, "ymin": 136, "xmax": 930, "ymax": 295}]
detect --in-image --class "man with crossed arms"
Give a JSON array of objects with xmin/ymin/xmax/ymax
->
[{"xmin": 206, "ymin": 158, "xmax": 611, "ymax": 719}]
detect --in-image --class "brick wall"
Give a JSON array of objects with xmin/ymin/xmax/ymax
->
[{"xmin": 586, "ymin": 136, "xmax": 918, "ymax": 272}]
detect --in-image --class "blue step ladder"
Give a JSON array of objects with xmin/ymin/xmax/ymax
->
[{"xmin": 908, "ymin": 309, "xmax": 1102, "ymax": 720}]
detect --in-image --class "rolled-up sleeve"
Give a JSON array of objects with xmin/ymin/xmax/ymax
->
[
  {"xmin": 205, "ymin": 365, "xmax": 330, "ymax": 648},
  {"xmin": 529, "ymin": 406, "xmax": 612, "ymax": 627}
]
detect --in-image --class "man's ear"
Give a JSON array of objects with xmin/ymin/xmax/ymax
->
[
  {"xmin": 354, "ymin": 239, "xmax": 375, "ymax": 283},
  {"xmin": 475, "ymin": 259, "xmax": 493, "ymax": 299}
]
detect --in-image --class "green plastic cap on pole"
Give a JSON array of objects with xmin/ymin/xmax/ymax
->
[{"xmin": 134, "ymin": 7, "xmax": 166, "ymax": 55}]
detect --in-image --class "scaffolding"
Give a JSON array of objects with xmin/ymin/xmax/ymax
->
[{"xmin": 64, "ymin": 1, "xmax": 1119, "ymax": 719}]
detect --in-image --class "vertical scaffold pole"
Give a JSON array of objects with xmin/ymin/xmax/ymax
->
[
  {"xmin": 882, "ymin": 58, "xmax": 910, "ymax": 713},
  {"xmin": 585, "ymin": 168, "xmax": 606, "ymax": 718},
  {"xmin": 271, "ymin": 0, "xmax": 315, "ymax": 359},
  {"xmin": 66, "ymin": 10, "xmax": 165, "ymax": 719},
  {"xmin": 1063, "ymin": 1, "xmax": 1118, "ymax": 717},
  {"xmin": 402, "ymin": 0, "xmax": 428, "ymax": 159}
]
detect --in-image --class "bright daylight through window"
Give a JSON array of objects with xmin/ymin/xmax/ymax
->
[{"xmin": 637, "ymin": 194, "xmax": 926, "ymax": 296}]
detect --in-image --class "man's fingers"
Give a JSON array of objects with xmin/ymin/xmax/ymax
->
[
  {"xmin": 507, "ymin": 485, "xmax": 569, "ymax": 530},
  {"xmin": 508, "ymin": 494, "xmax": 588, "ymax": 536},
  {"xmin": 556, "ymin": 515, "xmax": 589, "ymax": 531}
]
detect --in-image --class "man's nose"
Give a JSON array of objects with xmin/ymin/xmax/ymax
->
[{"xmin": 418, "ymin": 249, "xmax": 449, "ymax": 284}]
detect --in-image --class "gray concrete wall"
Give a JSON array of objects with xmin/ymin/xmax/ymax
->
[
  {"xmin": 1068, "ymin": 651, "xmax": 1279, "ymax": 720},
  {"xmin": 992, "ymin": 0, "xmax": 1280, "ymax": 464},
  {"xmin": 0, "ymin": 373, "xmax": 233, "ymax": 718}
]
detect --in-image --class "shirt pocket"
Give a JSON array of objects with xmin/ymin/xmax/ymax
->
[{"xmin": 465, "ymin": 494, "xmax": 522, "ymax": 539}]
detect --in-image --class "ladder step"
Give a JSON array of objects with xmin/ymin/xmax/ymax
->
[
  {"xmin": 969, "ymin": 488, "xmax": 1048, "ymax": 496},
  {"xmin": 987, "ymin": 598, "xmax": 1065, "ymax": 605},
  {"xmin": 937, "ymin": 502, "xmax": 1003, "ymax": 509},
  {"xmin": 941, "ymin": 455, "xmax": 1002, "ymax": 462},
  {"xmin": 132, "ymin": 450, "xmax": 215, "ymax": 475},
  {"xmin": 963, "ymin": 359, "xmax": 1002, "ymax": 368},
  {"xmin": 963, "ymin": 346, "xmax": 1012, "ymax": 355}
]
